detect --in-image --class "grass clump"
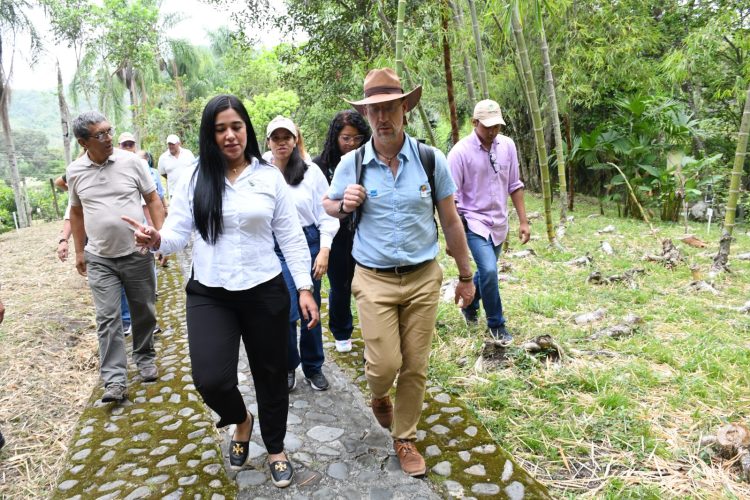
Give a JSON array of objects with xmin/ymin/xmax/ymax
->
[{"xmin": 431, "ymin": 193, "xmax": 750, "ymax": 498}]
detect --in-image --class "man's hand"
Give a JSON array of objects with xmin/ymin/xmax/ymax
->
[
  {"xmin": 455, "ymin": 280, "xmax": 475, "ymax": 308},
  {"xmin": 157, "ymin": 253, "xmax": 169, "ymax": 267},
  {"xmin": 312, "ymin": 248, "xmax": 330, "ymax": 280},
  {"xmin": 519, "ymin": 221, "xmax": 530, "ymax": 244},
  {"xmin": 298, "ymin": 290, "xmax": 320, "ymax": 329},
  {"xmin": 57, "ymin": 240, "xmax": 69, "ymax": 262},
  {"xmin": 75, "ymin": 253, "xmax": 87, "ymax": 277},
  {"xmin": 341, "ymin": 184, "xmax": 367, "ymax": 214},
  {"xmin": 121, "ymin": 215, "xmax": 161, "ymax": 250}
]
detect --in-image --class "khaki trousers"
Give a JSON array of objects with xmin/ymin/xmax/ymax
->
[{"xmin": 351, "ymin": 260, "xmax": 443, "ymax": 440}]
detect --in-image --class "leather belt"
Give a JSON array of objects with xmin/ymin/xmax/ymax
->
[{"xmin": 356, "ymin": 260, "xmax": 432, "ymax": 276}]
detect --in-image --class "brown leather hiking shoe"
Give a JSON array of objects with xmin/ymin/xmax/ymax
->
[
  {"xmin": 371, "ymin": 395, "xmax": 393, "ymax": 428},
  {"xmin": 394, "ymin": 439, "xmax": 427, "ymax": 476}
]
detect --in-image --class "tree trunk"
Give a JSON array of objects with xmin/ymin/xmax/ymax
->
[
  {"xmin": 0, "ymin": 39, "xmax": 30, "ymax": 228},
  {"xmin": 442, "ymin": 3, "xmax": 459, "ymax": 146},
  {"xmin": 449, "ymin": 0, "xmax": 476, "ymax": 104},
  {"xmin": 380, "ymin": 0, "xmax": 436, "ymax": 146},
  {"xmin": 56, "ymin": 60, "xmax": 72, "ymax": 166},
  {"xmin": 395, "ymin": 0, "xmax": 406, "ymax": 76},
  {"xmin": 564, "ymin": 113, "xmax": 575, "ymax": 211},
  {"xmin": 511, "ymin": 3, "xmax": 555, "ymax": 244},
  {"xmin": 467, "ymin": 0, "xmax": 489, "ymax": 99},
  {"xmin": 539, "ymin": 20, "xmax": 568, "ymax": 223},
  {"xmin": 712, "ymin": 82, "xmax": 750, "ymax": 274}
]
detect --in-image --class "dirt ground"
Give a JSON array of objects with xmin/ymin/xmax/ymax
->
[{"xmin": 0, "ymin": 221, "xmax": 99, "ymax": 498}]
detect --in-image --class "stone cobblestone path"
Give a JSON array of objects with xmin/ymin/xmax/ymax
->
[{"xmin": 53, "ymin": 263, "xmax": 550, "ymax": 499}]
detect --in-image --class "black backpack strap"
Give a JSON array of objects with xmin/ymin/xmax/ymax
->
[
  {"xmin": 348, "ymin": 145, "xmax": 366, "ymax": 232},
  {"xmin": 416, "ymin": 141, "xmax": 437, "ymax": 211}
]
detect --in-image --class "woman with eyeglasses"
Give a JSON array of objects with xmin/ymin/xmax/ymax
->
[
  {"xmin": 124, "ymin": 95, "xmax": 316, "ymax": 488},
  {"xmin": 265, "ymin": 116, "xmax": 339, "ymax": 393},
  {"xmin": 312, "ymin": 110, "xmax": 371, "ymax": 353}
]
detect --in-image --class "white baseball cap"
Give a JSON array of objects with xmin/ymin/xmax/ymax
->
[
  {"xmin": 473, "ymin": 99, "xmax": 506, "ymax": 127},
  {"xmin": 266, "ymin": 116, "xmax": 297, "ymax": 139},
  {"xmin": 166, "ymin": 134, "xmax": 180, "ymax": 144},
  {"xmin": 118, "ymin": 132, "xmax": 135, "ymax": 144}
]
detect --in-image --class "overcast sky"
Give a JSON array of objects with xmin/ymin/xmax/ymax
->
[{"xmin": 7, "ymin": 0, "xmax": 288, "ymax": 91}]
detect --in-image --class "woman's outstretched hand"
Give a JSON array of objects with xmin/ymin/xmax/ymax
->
[{"xmin": 121, "ymin": 215, "xmax": 161, "ymax": 251}]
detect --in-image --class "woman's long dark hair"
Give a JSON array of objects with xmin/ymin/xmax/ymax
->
[
  {"xmin": 193, "ymin": 94, "xmax": 264, "ymax": 244},
  {"xmin": 315, "ymin": 110, "xmax": 371, "ymax": 174},
  {"xmin": 281, "ymin": 143, "xmax": 307, "ymax": 187}
]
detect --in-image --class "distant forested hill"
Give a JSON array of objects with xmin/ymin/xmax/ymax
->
[{"xmin": 8, "ymin": 89, "xmax": 79, "ymax": 149}]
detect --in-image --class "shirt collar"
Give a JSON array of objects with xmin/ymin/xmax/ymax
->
[
  {"xmin": 362, "ymin": 132, "xmax": 414, "ymax": 166},
  {"xmin": 81, "ymin": 150, "xmax": 116, "ymax": 168},
  {"xmin": 470, "ymin": 130, "xmax": 497, "ymax": 151}
]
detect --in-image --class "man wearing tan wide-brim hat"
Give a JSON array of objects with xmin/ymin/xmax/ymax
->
[{"xmin": 323, "ymin": 67, "xmax": 476, "ymax": 477}]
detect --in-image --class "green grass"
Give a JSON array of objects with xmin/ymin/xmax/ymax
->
[{"xmin": 430, "ymin": 193, "xmax": 750, "ymax": 498}]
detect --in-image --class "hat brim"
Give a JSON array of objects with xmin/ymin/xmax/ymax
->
[
  {"xmin": 477, "ymin": 116, "xmax": 506, "ymax": 127},
  {"xmin": 344, "ymin": 86, "xmax": 422, "ymax": 116},
  {"xmin": 265, "ymin": 125, "xmax": 297, "ymax": 139}
]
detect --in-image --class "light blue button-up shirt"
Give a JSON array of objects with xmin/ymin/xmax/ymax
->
[{"xmin": 328, "ymin": 134, "xmax": 456, "ymax": 268}]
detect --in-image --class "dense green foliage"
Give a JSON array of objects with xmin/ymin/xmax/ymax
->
[{"xmin": 4, "ymin": 1, "xmax": 748, "ymax": 229}]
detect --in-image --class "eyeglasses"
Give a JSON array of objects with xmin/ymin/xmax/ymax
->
[
  {"xmin": 339, "ymin": 134, "xmax": 365, "ymax": 145},
  {"xmin": 488, "ymin": 150, "xmax": 498, "ymax": 173},
  {"xmin": 91, "ymin": 128, "xmax": 115, "ymax": 142}
]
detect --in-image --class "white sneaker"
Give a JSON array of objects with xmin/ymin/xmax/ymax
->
[{"xmin": 335, "ymin": 339, "xmax": 353, "ymax": 353}]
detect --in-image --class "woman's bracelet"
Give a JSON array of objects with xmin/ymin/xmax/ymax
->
[
  {"xmin": 59, "ymin": 238, "xmax": 68, "ymax": 244},
  {"xmin": 458, "ymin": 274, "xmax": 473, "ymax": 282}
]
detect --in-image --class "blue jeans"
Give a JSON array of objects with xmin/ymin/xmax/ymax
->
[
  {"xmin": 121, "ymin": 287, "xmax": 131, "ymax": 328},
  {"xmin": 276, "ymin": 225, "xmax": 324, "ymax": 377},
  {"xmin": 326, "ymin": 225, "xmax": 355, "ymax": 341},
  {"xmin": 465, "ymin": 230, "xmax": 505, "ymax": 330}
]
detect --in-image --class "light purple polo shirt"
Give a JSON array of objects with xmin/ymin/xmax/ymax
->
[{"xmin": 447, "ymin": 131, "xmax": 524, "ymax": 246}]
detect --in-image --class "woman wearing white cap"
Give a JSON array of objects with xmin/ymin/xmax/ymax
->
[{"xmin": 266, "ymin": 115, "xmax": 339, "ymax": 393}]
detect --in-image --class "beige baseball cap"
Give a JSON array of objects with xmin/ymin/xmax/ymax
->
[
  {"xmin": 266, "ymin": 116, "xmax": 297, "ymax": 139},
  {"xmin": 473, "ymin": 99, "xmax": 506, "ymax": 127},
  {"xmin": 166, "ymin": 134, "xmax": 180, "ymax": 144},
  {"xmin": 118, "ymin": 132, "xmax": 135, "ymax": 144}
]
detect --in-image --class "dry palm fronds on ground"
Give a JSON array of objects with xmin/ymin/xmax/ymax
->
[{"xmin": 0, "ymin": 222, "xmax": 99, "ymax": 498}]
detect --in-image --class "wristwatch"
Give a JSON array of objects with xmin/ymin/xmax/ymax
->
[
  {"xmin": 338, "ymin": 200, "xmax": 351, "ymax": 215},
  {"xmin": 298, "ymin": 285, "xmax": 314, "ymax": 293},
  {"xmin": 59, "ymin": 238, "xmax": 68, "ymax": 244}
]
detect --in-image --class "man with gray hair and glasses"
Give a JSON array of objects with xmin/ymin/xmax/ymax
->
[
  {"xmin": 447, "ymin": 99, "xmax": 530, "ymax": 346},
  {"xmin": 67, "ymin": 111, "xmax": 165, "ymax": 403}
]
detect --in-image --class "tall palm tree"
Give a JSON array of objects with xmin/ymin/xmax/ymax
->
[
  {"xmin": 510, "ymin": 2, "xmax": 556, "ymax": 244},
  {"xmin": 0, "ymin": 0, "xmax": 40, "ymax": 228},
  {"xmin": 56, "ymin": 60, "xmax": 72, "ymax": 166},
  {"xmin": 711, "ymin": 82, "xmax": 750, "ymax": 274},
  {"xmin": 467, "ymin": 0, "xmax": 489, "ymax": 99}
]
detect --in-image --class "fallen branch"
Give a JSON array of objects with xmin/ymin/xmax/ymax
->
[
  {"xmin": 700, "ymin": 423, "xmax": 750, "ymax": 482},
  {"xmin": 589, "ymin": 314, "xmax": 643, "ymax": 340}
]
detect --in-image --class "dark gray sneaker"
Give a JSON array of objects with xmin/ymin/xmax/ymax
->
[
  {"xmin": 102, "ymin": 383, "xmax": 127, "ymax": 403},
  {"xmin": 139, "ymin": 364, "xmax": 158, "ymax": 382},
  {"xmin": 490, "ymin": 328, "xmax": 513, "ymax": 347},
  {"xmin": 305, "ymin": 372, "xmax": 329, "ymax": 391},
  {"xmin": 288, "ymin": 370, "xmax": 296, "ymax": 393},
  {"xmin": 461, "ymin": 307, "xmax": 479, "ymax": 325}
]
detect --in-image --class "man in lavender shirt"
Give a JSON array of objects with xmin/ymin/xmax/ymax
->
[{"xmin": 447, "ymin": 99, "xmax": 530, "ymax": 345}]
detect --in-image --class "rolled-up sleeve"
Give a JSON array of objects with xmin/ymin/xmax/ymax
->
[
  {"xmin": 506, "ymin": 138, "xmax": 524, "ymax": 194},
  {"xmin": 327, "ymin": 150, "xmax": 357, "ymax": 200},
  {"xmin": 159, "ymin": 169, "xmax": 195, "ymax": 255}
]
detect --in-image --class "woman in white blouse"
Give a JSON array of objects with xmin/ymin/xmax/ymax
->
[
  {"xmin": 266, "ymin": 116, "xmax": 339, "ymax": 393},
  {"xmin": 124, "ymin": 96, "xmax": 316, "ymax": 488}
]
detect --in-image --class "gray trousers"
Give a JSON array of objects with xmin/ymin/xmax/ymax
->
[{"xmin": 85, "ymin": 251, "xmax": 157, "ymax": 387}]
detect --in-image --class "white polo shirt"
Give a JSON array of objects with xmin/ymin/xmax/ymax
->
[{"xmin": 158, "ymin": 146, "xmax": 196, "ymax": 197}]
